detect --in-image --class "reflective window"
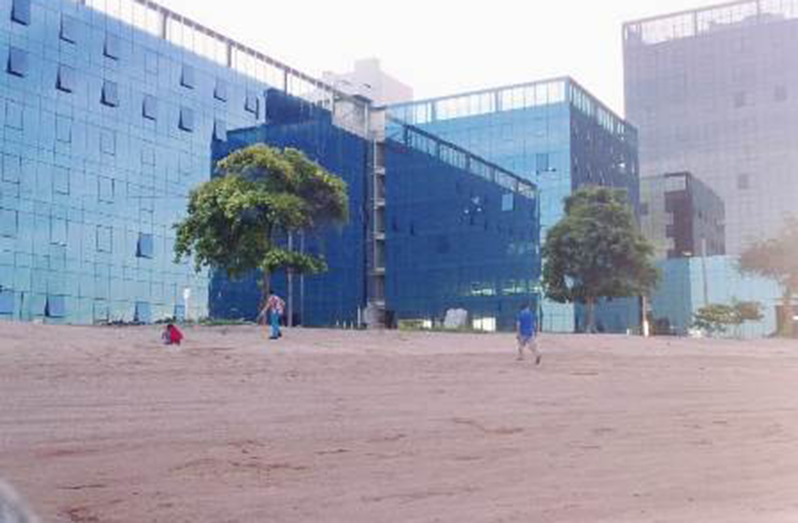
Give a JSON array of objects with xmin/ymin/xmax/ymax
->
[
  {"xmin": 53, "ymin": 166, "xmax": 70, "ymax": 195},
  {"xmin": 98, "ymin": 177, "xmax": 115, "ymax": 202},
  {"xmin": 100, "ymin": 130, "xmax": 116, "ymax": 155},
  {"xmin": 57, "ymin": 65, "xmax": 76, "ymax": 93},
  {"xmin": 0, "ymin": 290, "xmax": 13, "ymax": 315},
  {"xmin": 60, "ymin": 15, "xmax": 78, "ymax": 43},
  {"xmin": 2, "ymin": 154, "xmax": 21, "ymax": 183},
  {"xmin": 502, "ymin": 193, "xmax": 515, "ymax": 212},
  {"xmin": 102, "ymin": 81, "xmax": 119, "ymax": 107},
  {"xmin": 104, "ymin": 33, "xmax": 121, "ymax": 60},
  {"xmin": 11, "ymin": 0, "xmax": 30, "ymax": 26},
  {"xmin": 7, "ymin": 47, "xmax": 29, "ymax": 77},
  {"xmin": 46, "ymin": 296, "xmax": 66, "ymax": 318},
  {"xmin": 245, "ymin": 91, "xmax": 259, "ymax": 115},
  {"xmin": 142, "ymin": 94, "xmax": 158, "ymax": 120},
  {"xmin": 214, "ymin": 79, "xmax": 228, "ymax": 101},
  {"xmin": 134, "ymin": 302, "xmax": 151, "ymax": 323},
  {"xmin": 5, "ymin": 101, "xmax": 23, "ymax": 130},
  {"xmin": 137, "ymin": 233, "xmax": 154, "ymax": 259},
  {"xmin": 179, "ymin": 107, "xmax": 194, "ymax": 132},
  {"xmin": 56, "ymin": 115, "xmax": 72, "ymax": 143},
  {"xmin": 96, "ymin": 226, "xmax": 113, "ymax": 252},
  {"xmin": 181, "ymin": 65, "xmax": 195, "ymax": 89},
  {"xmin": 213, "ymin": 119, "xmax": 227, "ymax": 141},
  {"xmin": 0, "ymin": 209, "xmax": 18, "ymax": 238},
  {"xmin": 50, "ymin": 217, "xmax": 67, "ymax": 245}
]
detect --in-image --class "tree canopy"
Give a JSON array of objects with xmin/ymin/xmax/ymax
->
[
  {"xmin": 542, "ymin": 186, "xmax": 659, "ymax": 333},
  {"xmin": 174, "ymin": 144, "xmax": 349, "ymax": 300},
  {"xmin": 739, "ymin": 217, "xmax": 798, "ymax": 336}
]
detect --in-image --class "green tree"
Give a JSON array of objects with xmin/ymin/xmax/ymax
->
[
  {"xmin": 542, "ymin": 186, "xmax": 659, "ymax": 333},
  {"xmin": 739, "ymin": 218, "xmax": 798, "ymax": 337},
  {"xmin": 174, "ymin": 144, "xmax": 349, "ymax": 307}
]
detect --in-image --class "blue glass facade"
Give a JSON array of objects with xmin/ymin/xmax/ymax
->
[
  {"xmin": 651, "ymin": 256, "xmax": 781, "ymax": 338},
  {"xmin": 384, "ymin": 123, "xmax": 539, "ymax": 331},
  {"xmin": 388, "ymin": 79, "xmax": 639, "ymax": 332},
  {"xmin": 210, "ymin": 90, "xmax": 369, "ymax": 327},
  {"xmin": 0, "ymin": 0, "xmax": 367, "ymax": 324}
]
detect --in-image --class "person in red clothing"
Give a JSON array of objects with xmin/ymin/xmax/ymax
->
[{"xmin": 161, "ymin": 323, "xmax": 184, "ymax": 346}]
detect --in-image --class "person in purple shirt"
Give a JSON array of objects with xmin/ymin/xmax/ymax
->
[{"xmin": 516, "ymin": 303, "xmax": 541, "ymax": 365}]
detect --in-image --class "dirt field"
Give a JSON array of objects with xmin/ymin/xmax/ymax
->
[{"xmin": 1, "ymin": 323, "xmax": 798, "ymax": 522}]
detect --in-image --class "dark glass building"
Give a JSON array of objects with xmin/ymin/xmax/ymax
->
[
  {"xmin": 383, "ymin": 122, "xmax": 540, "ymax": 331},
  {"xmin": 640, "ymin": 171, "xmax": 725, "ymax": 260},
  {"xmin": 388, "ymin": 78, "xmax": 640, "ymax": 333},
  {"xmin": 210, "ymin": 90, "xmax": 369, "ymax": 327},
  {"xmin": 624, "ymin": 0, "xmax": 798, "ymax": 254}
]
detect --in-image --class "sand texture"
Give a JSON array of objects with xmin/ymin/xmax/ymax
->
[{"xmin": 1, "ymin": 323, "xmax": 798, "ymax": 522}]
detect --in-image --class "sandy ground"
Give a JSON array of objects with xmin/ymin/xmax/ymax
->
[{"xmin": 1, "ymin": 324, "xmax": 798, "ymax": 522}]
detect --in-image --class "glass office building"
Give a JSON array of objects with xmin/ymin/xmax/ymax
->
[
  {"xmin": 651, "ymin": 255, "xmax": 781, "ymax": 338},
  {"xmin": 388, "ymin": 78, "xmax": 639, "ymax": 332},
  {"xmin": 640, "ymin": 171, "xmax": 726, "ymax": 260},
  {"xmin": 0, "ymin": 0, "xmax": 369, "ymax": 323},
  {"xmin": 624, "ymin": 0, "xmax": 798, "ymax": 255},
  {"xmin": 210, "ymin": 90, "xmax": 370, "ymax": 327},
  {"xmin": 383, "ymin": 122, "xmax": 539, "ymax": 332}
]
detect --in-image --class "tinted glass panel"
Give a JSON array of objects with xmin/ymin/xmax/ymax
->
[
  {"xmin": 102, "ymin": 81, "xmax": 119, "ymax": 107},
  {"xmin": 60, "ymin": 15, "xmax": 78, "ymax": 43},
  {"xmin": 0, "ymin": 209, "xmax": 17, "ymax": 238},
  {"xmin": 7, "ymin": 47, "xmax": 28, "ymax": 77},
  {"xmin": 57, "ymin": 66, "xmax": 76, "ymax": 93},
  {"xmin": 137, "ymin": 233, "xmax": 154, "ymax": 258},
  {"xmin": 214, "ymin": 79, "xmax": 228, "ymax": 101},
  {"xmin": 181, "ymin": 65, "xmax": 195, "ymax": 89},
  {"xmin": 142, "ymin": 94, "xmax": 158, "ymax": 120},
  {"xmin": 0, "ymin": 290, "xmax": 14, "ymax": 315},
  {"xmin": 245, "ymin": 92, "xmax": 259, "ymax": 114},
  {"xmin": 135, "ymin": 302, "xmax": 152, "ymax": 323},
  {"xmin": 179, "ymin": 107, "xmax": 194, "ymax": 132},
  {"xmin": 11, "ymin": 0, "xmax": 31, "ymax": 26},
  {"xmin": 104, "ymin": 33, "xmax": 121, "ymax": 60},
  {"xmin": 213, "ymin": 119, "xmax": 227, "ymax": 141},
  {"xmin": 46, "ymin": 296, "xmax": 66, "ymax": 318}
]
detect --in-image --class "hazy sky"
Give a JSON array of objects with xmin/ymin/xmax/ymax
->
[{"xmin": 157, "ymin": 0, "xmax": 726, "ymax": 116}]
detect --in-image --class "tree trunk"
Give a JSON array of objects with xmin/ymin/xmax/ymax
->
[
  {"xmin": 586, "ymin": 297, "xmax": 597, "ymax": 334},
  {"xmin": 780, "ymin": 288, "xmax": 794, "ymax": 337}
]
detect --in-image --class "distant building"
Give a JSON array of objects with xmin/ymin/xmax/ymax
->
[
  {"xmin": 624, "ymin": 0, "xmax": 798, "ymax": 254},
  {"xmin": 388, "ymin": 78, "xmax": 640, "ymax": 333},
  {"xmin": 640, "ymin": 172, "xmax": 725, "ymax": 260},
  {"xmin": 323, "ymin": 58, "xmax": 413, "ymax": 106}
]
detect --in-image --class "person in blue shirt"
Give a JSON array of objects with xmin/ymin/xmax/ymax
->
[{"xmin": 516, "ymin": 303, "xmax": 541, "ymax": 365}]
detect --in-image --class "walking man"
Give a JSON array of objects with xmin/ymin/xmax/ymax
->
[{"xmin": 516, "ymin": 302, "xmax": 541, "ymax": 365}]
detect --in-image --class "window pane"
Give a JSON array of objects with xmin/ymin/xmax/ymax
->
[
  {"xmin": 7, "ymin": 47, "xmax": 29, "ymax": 77},
  {"xmin": 181, "ymin": 65, "xmax": 195, "ymax": 89},
  {"xmin": 142, "ymin": 94, "xmax": 158, "ymax": 120},
  {"xmin": 61, "ymin": 15, "xmax": 78, "ymax": 43},
  {"xmin": 102, "ymin": 81, "xmax": 119, "ymax": 107},
  {"xmin": 11, "ymin": 0, "xmax": 31, "ymax": 26},
  {"xmin": 57, "ymin": 65, "xmax": 75, "ymax": 93},
  {"xmin": 104, "ymin": 33, "xmax": 121, "ymax": 60},
  {"xmin": 214, "ymin": 79, "xmax": 228, "ymax": 101},
  {"xmin": 179, "ymin": 107, "xmax": 194, "ymax": 132}
]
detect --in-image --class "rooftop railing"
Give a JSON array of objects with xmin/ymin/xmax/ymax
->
[
  {"xmin": 386, "ymin": 77, "xmax": 635, "ymax": 142},
  {"xmin": 72, "ymin": 0, "xmax": 371, "ymax": 136},
  {"xmin": 386, "ymin": 118, "xmax": 538, "ymax": 200},
  {"xmin": 624, "ymin": 0, "xmax": 798, "ymax": 46}
]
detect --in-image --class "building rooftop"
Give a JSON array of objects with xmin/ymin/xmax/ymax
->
[
  {"xmin": 386, "ymin": 77, "xmax": 636, "ymax": 142},
  {"xmin": 624, "ymin": 0, "xmax": 798, "ymax": 46},
  {"xmin": 75, "ymin": 0, "xmax": 371, "ymax": 134}
]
